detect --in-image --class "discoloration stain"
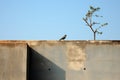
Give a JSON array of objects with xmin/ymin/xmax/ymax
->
[
  {"xmin": 0, "ymin": 40, "xmax": 27, "ymax": 48},
  {"xmin": 0, "ymin": 43, "xmax": 26, "ymax": 48},
  {"xmin": 0, "ymin": 40, "xmax": 120, "ymax": 46},
  {"xmin": 28, "ymin": 41, "xmax": 68, "ymax": 48},
  {"xmin": 66, "ymin": 43, "xmax": 86, "ymax": 71}
]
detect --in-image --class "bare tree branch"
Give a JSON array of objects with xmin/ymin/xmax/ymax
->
[{"xmin": 83, "ymin": 6, "xmax": 108, "ymax": 40}]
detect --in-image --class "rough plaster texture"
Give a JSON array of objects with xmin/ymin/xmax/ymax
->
[
  {"xmin": 0, "ymin": 43, "xmax": 27, "ymax": 80},
  {"xmin": 0, "ymin": 40, "xmax": 120, "ymax": 80},
  {"xmin": 28, "ymin": 41, "xmax": 120, "ymax": 80}
]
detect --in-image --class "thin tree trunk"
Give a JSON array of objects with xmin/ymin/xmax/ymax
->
[{"xmin": 94, "ymin": 32, "xmax": 96, "ymax": 40}]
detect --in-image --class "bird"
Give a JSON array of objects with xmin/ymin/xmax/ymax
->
[{"xmin": 59, "ymin": 34, "xmax": 67, "ymax": 41}]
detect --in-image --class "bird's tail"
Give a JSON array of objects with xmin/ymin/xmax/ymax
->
[{"xmin": 59, "ymin": 38, "xmax": 62, "ymax": 41}]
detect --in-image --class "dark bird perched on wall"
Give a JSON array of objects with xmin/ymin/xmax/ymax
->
[{"xmin": 59, "ymin": 34, "xmax": 67, "ymax": 41}]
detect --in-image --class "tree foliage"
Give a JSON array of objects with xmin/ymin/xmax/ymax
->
[{"xmin": 83, "ymin": 6, "xmax": 108, "ymax": 40}]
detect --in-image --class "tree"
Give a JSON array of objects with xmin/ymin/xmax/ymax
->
[{"xmin": 83, "ymin": 6, "xmax": 108, "ymax": 40}]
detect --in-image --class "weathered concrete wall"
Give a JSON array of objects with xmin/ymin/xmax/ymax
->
[
  {"xmin": 28, "ymin": 41, "xmax": 120, "ymax": 80},
  {"xmin": 0, "ymin": 42, "xmax": 27, "ymax": 80},
  {"xmin": 0, "ymin": 40, "xmax": 120, "ymax": 80}
]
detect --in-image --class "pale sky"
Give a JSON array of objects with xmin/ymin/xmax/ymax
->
[{"xmin": 0, "ymin": 0, "xmax": 120, "ymax": 40}]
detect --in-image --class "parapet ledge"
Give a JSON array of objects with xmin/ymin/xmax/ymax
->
[{"xmin": 0, "ymin": 40, "xmax": 120, "ymax": 45}]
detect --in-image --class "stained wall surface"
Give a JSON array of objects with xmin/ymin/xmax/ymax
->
[
  {"xmin": 28, "ymin": 41, "xmax": 120, "ymax": 80},
  {"xmin": 0, "ymin": 42, "xmax": 27, "ymax": 80},
  {"xmin": 0, "ymin": 41, "xmax": 120, "ymax": 80}
]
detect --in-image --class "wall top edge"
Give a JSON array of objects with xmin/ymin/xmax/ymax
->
[{"xmin": 0, "ymin": 40, "xmax": 120, "ymax": 44}]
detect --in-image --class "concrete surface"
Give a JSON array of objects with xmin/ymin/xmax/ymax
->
[
  {"xmin": 0, "ymin": 42, "xmax": 27, "ymax": 80},
  {"xmin": 0, "ymin": 40, "xmax": 120, "ymax": 80}
]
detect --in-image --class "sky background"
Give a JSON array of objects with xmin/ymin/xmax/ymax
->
[{"xmin": 0, "ymin": 0, "xmax": 120, "ymax": 40}]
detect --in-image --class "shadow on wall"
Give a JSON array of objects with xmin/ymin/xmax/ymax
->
[{"xmin": 27, "ymin": 46, "xmax": 65, "ymax": 80}]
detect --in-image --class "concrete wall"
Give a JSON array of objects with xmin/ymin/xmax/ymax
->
[
  {"xmin": 28, "ymin": 41, "xmax": 120, "ymax": 80},
  {"xmin": 0, "ymin": 40, "xmax": 120, "ymax": 80},
  {"xmin": 0, "ymin": 42, "xmax": 27, "ymax": 80}
]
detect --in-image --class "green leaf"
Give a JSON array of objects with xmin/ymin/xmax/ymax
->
[
  {"xmin": 99, "ymin": 32, "xmax": 103, "ymax": 35},
  {"xmin": 93, "ymin": 22, "xmax": 100, "ymax": 25},
  {"xmin": 101, "ymin": 23, "xmax": 108, "ymax": 27},
  {"xmin": 97, "ymin": 31, "xmax": 103, "ymax": 35},
  {"xmin": 94, "ymin": 15, "xmax": 103, "ymax": 17},
  {"xmin": 90, "ymin": 6, "xmax": 94, "ymax": 10}
]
